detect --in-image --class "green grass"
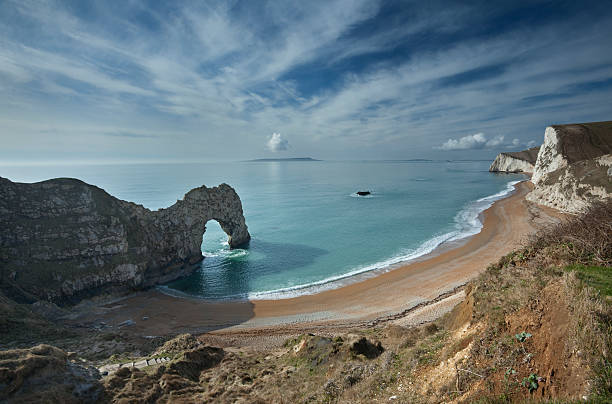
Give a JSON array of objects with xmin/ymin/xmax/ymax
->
[{"xmin": 565, "ymin": 265, "xmax": 612, "ymax": 296}]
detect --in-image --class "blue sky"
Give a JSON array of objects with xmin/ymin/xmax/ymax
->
[{"xmin": 1, "ymin": 0, "xmax": 611, "ymax": 163}]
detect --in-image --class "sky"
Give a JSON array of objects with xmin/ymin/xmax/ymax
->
[{"xmin": 1, "ymin": 0, "xmax": 611, "ymax": 164}]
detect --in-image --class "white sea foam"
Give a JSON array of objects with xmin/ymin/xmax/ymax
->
[
  {"xmin": 202, "ymin": 248, "xmax": 248, "ymax": 259},
  {"xmin": 348, "ymin": 192, "xmax": 376, "ymax": 198}
]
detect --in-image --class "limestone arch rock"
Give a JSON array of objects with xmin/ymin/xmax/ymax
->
[
  {"xmin": 163, "ymin": 183, "xmax": 251, "ymax": 251},
  {"xmin": 0, "ymin": 177, "xmax": 250, "ymax": 304}
]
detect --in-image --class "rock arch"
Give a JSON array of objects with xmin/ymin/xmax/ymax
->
[
  {"xmin": 166, "ymin": 183, "xmax": 251, "ymax": 252},
  {"xmin": 0, "ymin": 177, "xmax": 250, "ymax": 304}
]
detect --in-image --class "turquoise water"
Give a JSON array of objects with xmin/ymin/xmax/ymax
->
[{"xmin": 1, "ymin": 161, "xmax": 525, "ymax": 300}]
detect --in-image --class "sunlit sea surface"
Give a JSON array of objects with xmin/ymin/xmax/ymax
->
[{"xmin": 2, "ymin": 160, "xmax": 525, "ymax": 300}]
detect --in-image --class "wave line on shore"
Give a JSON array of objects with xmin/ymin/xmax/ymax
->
[{"xmin": 159, "ymin": 179, "xmax": 523, "ymax": 301}]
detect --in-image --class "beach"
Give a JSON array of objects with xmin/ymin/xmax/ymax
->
[{"xmin": 69, "ymin": 180, "xmax": 562, "ymax": 341}]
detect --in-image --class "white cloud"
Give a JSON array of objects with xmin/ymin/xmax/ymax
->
[
  {"xmin": 439, "ymin": 133, "xmax": 487, "ymax": 150},
  {"xmin": 267, "ymin": 133, "xmax": 290, "ymax": 152},
  {"xmin": 439, "ymin": 133, "xmax": 542, "ymax": 151},
  {"xmin": 485, "ymin": 135, "xmax": 505, "ymax": 147}
]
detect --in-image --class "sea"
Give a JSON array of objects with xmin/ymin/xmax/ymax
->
[{"xmin": 1, "ymin": 160, "xmax": 526, "ymax": 300}]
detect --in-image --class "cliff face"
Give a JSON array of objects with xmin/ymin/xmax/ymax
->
[
  {"xmin": 0, "ymin": 177, "xmax": 250, "ymax": 304},
  {"xmin": 526, "ymin": 121, "xmax": 612, "ymax": 213},
  {"xmin": 489, "ymin": 146, "xmax": 540, "ymax": 173}
]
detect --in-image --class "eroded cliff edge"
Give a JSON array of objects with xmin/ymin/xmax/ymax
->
[
  {"xmin": 526, "ymin": 121, "xmax": 612, "ymax": 213},
  {"xmin": 489, "ymin": 146, "xmax": 539, "ymax": 173},
  {"xmin": 0, "ymin": 177, "xmax": 250, "ymax": 304}
]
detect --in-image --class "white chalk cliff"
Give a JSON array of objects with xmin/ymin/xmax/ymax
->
[
  {"xmin": 526, "ymin": 121, "xmax": 612, "ymax": 213},
  {"xmin": 489, "ymin": 147, "xmax": 540, "ymax": 173}
]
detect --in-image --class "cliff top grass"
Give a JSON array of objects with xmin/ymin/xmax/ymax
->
[
  {"xmin": 503, "ymin": 146, "xmax": 540, "ymax": 164},
  {"xmin": 565, "ymin": 264, "xmax": 612, "ymax": 297},
  {"xmin": 551, "ymin": 121, "xmax": 612, "ymax": 164}
]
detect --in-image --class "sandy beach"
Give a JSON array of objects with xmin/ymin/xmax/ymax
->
[{"xmin": 69, "ymin": 181, "xmax": 562, "ymax": 339}]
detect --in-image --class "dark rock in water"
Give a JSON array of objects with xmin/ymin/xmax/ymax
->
[
  {"xmin": 0, "ymin": 177, "xmax": 250, "ymax": 305},
  {"xmin": 356, "ymin": 191, "xmax": 371, "ymax": 196}
]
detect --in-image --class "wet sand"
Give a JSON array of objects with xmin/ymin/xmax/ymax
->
[{"xmin": 72, "ymin": 181, "xmax": 559, "ymax": 337}]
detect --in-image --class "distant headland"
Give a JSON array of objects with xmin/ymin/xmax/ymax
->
[{"xmin": 246, "ymin": 157, "xmax": 321, "ymax": 162}]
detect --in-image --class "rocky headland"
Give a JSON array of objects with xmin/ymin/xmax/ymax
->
[
  {"xmin": 0, "ymin": 177, "xmax": 249, "ymax": 305},
  {"xmin": 489, "ymin": 146, "xmax": 540, "ymax": 173},
  {"xmin": 491, "ymin": 121, "xmax": 612, "ymax": 213},
  {"xmin": 526, "ymin": 121, "xmax": 612, "ymax": 213}
]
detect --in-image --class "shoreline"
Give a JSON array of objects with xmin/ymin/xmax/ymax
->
[
  {"xmin": 159, "ymin": 178, "xmax": 524, "ymax": 302},
  {"xmin": 247, "ymin": 180, "xmax": 536, "ymax": 321},
  {"xmin": 67, "ymin": 180, "xmax": 562, "ymax": 337}
]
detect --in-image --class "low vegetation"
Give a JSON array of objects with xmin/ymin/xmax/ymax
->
[{"xmin": 463, "ymin": 200, "xmax": 612, "ymax": 402}]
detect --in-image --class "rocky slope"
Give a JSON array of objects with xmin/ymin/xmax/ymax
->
[
  {"xmin": 0, "ymin": 177, "xmax": 250, "ymax": 305},
  {"xmin": 527, "ymin": 121, "xmax": 612, "ymax": 213},
  {"xmin": 0, "ymin": 344, "xmax": 104, "ymax": 403},
  {"xmin": 489, "ymin": 146, "xmax": 540, "ymax": 173}
]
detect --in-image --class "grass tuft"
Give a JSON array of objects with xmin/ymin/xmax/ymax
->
[{"xmin": 564, "ymin": 264, "xmax": 612, "ymax": 297}]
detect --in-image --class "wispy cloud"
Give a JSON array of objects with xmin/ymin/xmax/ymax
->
[{"xmin": 0, "ymin": 0, "xmax": 611, "ymax": 161}]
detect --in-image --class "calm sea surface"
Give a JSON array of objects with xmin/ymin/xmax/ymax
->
[{"xmin": 1, "ymin": 161, "xmax": 525, "ymax": 299}]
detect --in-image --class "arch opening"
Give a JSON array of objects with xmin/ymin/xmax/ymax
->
[{"xmin": 201, "ymin": 219, "xmax": 229, "ymax": 255}]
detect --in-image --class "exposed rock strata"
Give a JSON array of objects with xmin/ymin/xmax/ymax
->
[
  {"xmin": 0, "ymin": 177, "xmax": 250, "ymax": 304},
  {"xmin": 526, "ymin": 121, "xmax": 612, "ymax": 213},
  {"xmin": 489, "ymin": 146, "xmax": 540, "ymax": 173}
]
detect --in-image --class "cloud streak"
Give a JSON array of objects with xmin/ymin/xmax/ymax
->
[{"xmin": 0, "ymin": 0, "xmax": 611, "ymax": 162}]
